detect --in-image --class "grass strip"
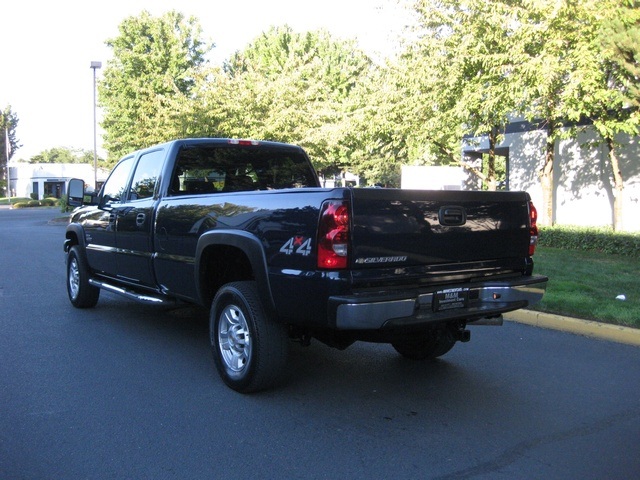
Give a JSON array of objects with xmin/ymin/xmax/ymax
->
[{"xmin": 531, "ymin": 247, "xmax": 639, "ymax": 328}]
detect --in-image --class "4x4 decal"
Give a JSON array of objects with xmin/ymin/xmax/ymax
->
[{"xmin": 279, "ymin": 236, "xmax": 312, "ymax": 256}]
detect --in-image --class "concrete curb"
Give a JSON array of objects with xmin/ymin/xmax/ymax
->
[{"xmin": 506, "ymin": 309, "xmax": 640, "ymax": 347}]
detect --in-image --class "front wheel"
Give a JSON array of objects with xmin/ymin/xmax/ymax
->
[
  {"xmin": 66, "ymin": 246, "xmax": 100, "ymax": 308},
  {"xmin": 210, "ymin": 281, "xmax": 288, "ymax": 393}
]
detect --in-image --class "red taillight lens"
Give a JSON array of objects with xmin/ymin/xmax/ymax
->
[
  {"xmin": 528, "ymin": 201, "xmax": 538, "ymax": 256},
  {"xmin": 228, "ymin": 139, "xmax": 259, "ymax": 146},
  {"xmin": 317, "ymin": 201, "xmax": 350, "ymax": 269}
]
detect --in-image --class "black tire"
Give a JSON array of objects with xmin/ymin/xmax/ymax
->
[
  {"xmin": 66, "ymin": 245, "xmax": 100, "ymax": 308},
  {"xmin": 210, "ymin": 281, "xmax": 288, "ymax": 393},
  {"xmin": 392, "ymin": 329, "xmax": 457, "ymax": 360}
]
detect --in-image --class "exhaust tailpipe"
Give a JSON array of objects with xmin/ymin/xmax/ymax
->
[{"xmin": 456, "ymin": 329, "xmax": 471, "ymax": 343}]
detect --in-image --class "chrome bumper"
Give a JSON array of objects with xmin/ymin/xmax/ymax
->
[{"xmin": 331, "ymin": 275, "xmax": 548, "ymax": 330}]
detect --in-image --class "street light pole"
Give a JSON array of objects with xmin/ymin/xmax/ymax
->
[
  {"xmin": 90, "ymin": 61, "xmax": 102, "ymax": 191},
  {"xmin": 4, "ymin": 125, "xmax": 10, "ymax": 206}
]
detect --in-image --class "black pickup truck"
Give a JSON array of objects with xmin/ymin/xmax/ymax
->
[{"xmin": 65, "ymin": 138, "xmax": 547, "ymax": 392}]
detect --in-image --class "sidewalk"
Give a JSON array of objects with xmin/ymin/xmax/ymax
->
[{"xmin": 506, "ymin": 309, "xmax": 640, "ymax": 347}]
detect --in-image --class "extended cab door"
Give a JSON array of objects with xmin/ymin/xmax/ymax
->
[
  {"xmin": 84, "ymin": 156, "xmax": 135, "ymax": 278},
  {"xmin": 114, "ymin": 148, "xmax": 165, "ymax": 287}
]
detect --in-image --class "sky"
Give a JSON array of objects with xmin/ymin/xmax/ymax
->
[{"xmin": 2, "ymin": 0, "xmax": 414, "ymax": 161}]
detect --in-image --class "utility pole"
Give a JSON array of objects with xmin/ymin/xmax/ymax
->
[
  {"xmin": 91, "ymin": 61, "xmax": 102, "ymax": 190},
  {"xmin": 4, "ymin": 124, "xmax": 10, "ymax": 206}
]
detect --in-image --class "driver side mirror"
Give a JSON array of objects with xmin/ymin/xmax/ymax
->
[
  {"xmin": 67, "ymin": 178, "xmax": 86, "ymax": 207},
  {"xmin": 68, "ymin": 178, "xmax": 99, "ymax": 207}
]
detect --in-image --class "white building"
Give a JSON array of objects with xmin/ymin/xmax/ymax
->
[
  {"xmin": 459, "ymin": 119, "xmax": 640, "ymax": 232},
  {"xmin": 401, "ymin": 165, "xmax": 466, "ymax": 190},
  {"xmin": 8, "ymin": 163, "xmax": 109, "ymax": 199}
]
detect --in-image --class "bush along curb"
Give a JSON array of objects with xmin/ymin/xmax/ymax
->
[{"xmin": 538, "ymin": 225, "xmax": 640, "ymax": 258}]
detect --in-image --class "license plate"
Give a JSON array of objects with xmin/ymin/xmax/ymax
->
[{"xmin": 433, "ymin": 288, "xmax": 469, "ymax": 312}]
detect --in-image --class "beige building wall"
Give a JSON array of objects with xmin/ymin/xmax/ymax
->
[{"xmin": 462, "ymin": 123, "xmax": 640, "ymax": 233}]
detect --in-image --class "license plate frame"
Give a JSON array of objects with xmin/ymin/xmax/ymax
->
[{"xmin": 433, "ymin": 287, "xmax": 469, "ymax": 312}]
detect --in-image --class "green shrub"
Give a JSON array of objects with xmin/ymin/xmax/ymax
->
[
  {"xmin": 12, "ymin": 202, "xmax": 29, "ymax": 208},
  {"xmin": 60, "ymin": 195, "xmax": 69, "ymax": 212},
  {"xmin": 41, "ymin": 197, "xmax": 58, "ymax": 207},
  {"xmin": 30, "ymin": 193, "xmax": 39, "ymax": 200},
  {"xmin": 539, "ymin": 225, "xmax": 640, "ymax": 258},
  {"xmin": 0, "ymin": 197, "xmax": 30, "ymax": 205}
]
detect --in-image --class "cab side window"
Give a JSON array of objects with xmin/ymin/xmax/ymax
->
[
  {"xmin": 101, "ymin": 157, "xmax": 135, "ymax": 203},
  {"xmin": 130, "ymin": 150, "xmax": 164, "ymax": 200}
]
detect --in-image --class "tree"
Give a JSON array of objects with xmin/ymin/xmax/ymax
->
[
  {"xmin": 561, "ymin": 0, "xmax": 640, "ymax": 231},
  {"xmin": 343, "ymin": 62, "xmax": 412, "ymax": 187},
  {"xmin": 29, "ymin": 147, "xmax": 103, "ymax": 165},
  {"xmin": 515, "ymin": 0, "xmax": 584, "ymax": 226},
  {"xmin": 398, "ymin": 0, "xmax": 636, "ymax": 228},
  {"xmin": 188, "ymin": 26, "xmax": 371, "ymax": 176},
  {"xmin": 99, "ymin": 10, "xmax": 212, "ymax": 163},
  {"xmin": 1, "ymin": 106, "xmax": 20, "ymax": 197},
  {"xmin": 600, "ymin": 0, "xmax": 640, "ymax": 108},
  {"xmin": 396, "ymin": 0, "xmax": 531, "ymax": 190}
]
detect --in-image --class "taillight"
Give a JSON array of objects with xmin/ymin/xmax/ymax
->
[
  {"xmin": 317, "ymin": 200, "xmax": 350, "ymax": 269},
  {"xmin": 228, "ymin": 139, "xmax": 259, "ymax": 146},
  {"xmin": 528, "ymin": 201, "xmax": 538, "ymax": 256}
]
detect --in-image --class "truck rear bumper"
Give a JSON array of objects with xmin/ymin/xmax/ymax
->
[{"xmin": 329, "ymin": 275, "xmax": 548, "ymax": 330}]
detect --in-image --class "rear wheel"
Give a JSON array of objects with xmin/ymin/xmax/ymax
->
[
  {"xmin": 66, "ymin": 245, "xmax": 100, "ymax": 308},
  {"xmin": 210, "ymin": 281, "xmax": 288, "ymax": 393},
  {"xmin": 392, "ymin": 329, "xmax": 457, "ymax": 360}
]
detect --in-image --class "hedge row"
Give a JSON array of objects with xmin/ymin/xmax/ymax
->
[
  {"xmin": 538, "ymin": 225, "xmax": 640, "ymax": 258},
  {"xmin": 12, "ymin": 198, "xmax": 60, "ymax": 209}
]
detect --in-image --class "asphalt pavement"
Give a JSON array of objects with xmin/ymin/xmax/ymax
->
[{"xmin": 1, "ymin": 206, "xmax": 638, "ymax": 479}]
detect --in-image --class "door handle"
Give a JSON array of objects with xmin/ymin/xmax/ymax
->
[
  {"xmin": 438, "ymin": 206, "xmax": 467, "ymax": 226},
  {"xmin": 136, "ymin": 213, "xmax": 146, "ymax": 227}
]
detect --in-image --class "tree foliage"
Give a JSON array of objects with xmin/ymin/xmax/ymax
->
[
  {"xmin": 388, "ymin": 0, "xmax": 540, "ymax": 190},
  {"xmin": 28, "ymin": 146, "xmax": 102, "ymax": 165},
  {"xmin": 162, "ymin": 26, "xmax": 372, "ymax": 178},
  {"xmin": 507, "ymin": 0, "xmax": 585, "ymax": 225},
  {"xmin": 559, "ymin": 0, "xmax": 640, "ymax": 231},
  {"xmin": 1, "ymin": 106, "xmax": 20, "ymax": 160},
  {"xmin": 600, "ymin": 0, "xmax": 640, "ymax": 108},
  {"xmin": 1, "ymin": 106, "xmax": 20, "ymax": 196},
  {"xmin": 98, "ymin": 10, "xmax": 212, "ymax": 163},
  {"xmin": 389, "ymin": 0, "xmax": 638, "ymax": 227},
  {"xmin": 94, "ymin": 4, "xmax": 639, "ymax": 227},
  {"xmin": 221, "ymin": 26, "xmax": 371, "ymax": 174}
]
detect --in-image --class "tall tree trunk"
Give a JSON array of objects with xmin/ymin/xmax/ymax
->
[
  {"xmin": 539, "ymin": 122, "xmax": 555, "ymax": 227},
  {"xmin": 486, "ymin": 126, "xmax": 497, "ymax": 191},
  {"xmin": 606, "ymin": 137, "xmax": 625, "ymax": 231}
]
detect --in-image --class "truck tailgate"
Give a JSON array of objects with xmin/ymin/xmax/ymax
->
[{"xmin": 349, "ymin": 188, "xmax": 532, "ymax": 283}]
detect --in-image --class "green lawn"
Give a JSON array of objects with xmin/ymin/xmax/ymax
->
[{"xmin": 531, "ymin": 247, "xmax": 639, "ymax": 328}]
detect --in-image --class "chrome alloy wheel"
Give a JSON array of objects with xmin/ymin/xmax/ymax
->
[
  {"xmin": 218, "ymin": 304, "xmax": 252, "ymax": 374},
  {"xmin": 68, "ymin": 256, "xmax": 81, "ymax": 300}
]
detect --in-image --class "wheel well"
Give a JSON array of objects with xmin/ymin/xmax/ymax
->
[
  {"xmin": 199, "ymin": 245, "xmax": 254, "ymax": 307},
  {"xmin": 65, "ymin": 231, "xmax": 80, "ymax": 252}
]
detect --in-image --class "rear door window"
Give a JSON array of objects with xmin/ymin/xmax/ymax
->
[{"xmin": 169, "ymin": 144, "xmax": 316, "ymax": 196}]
